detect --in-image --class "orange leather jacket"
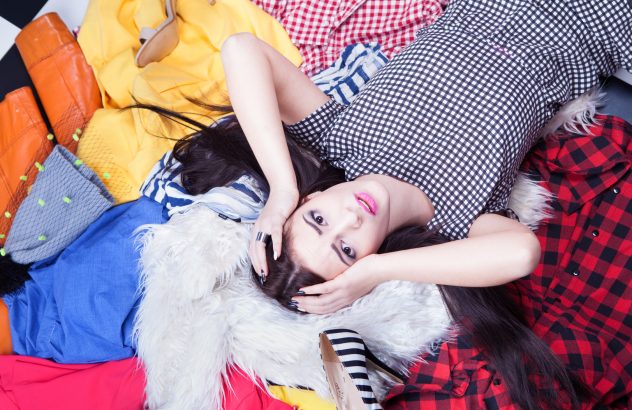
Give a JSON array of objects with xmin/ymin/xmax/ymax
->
[{"xmin": 0, "ymin": 13, "xmax": 101, "ymax": 241}]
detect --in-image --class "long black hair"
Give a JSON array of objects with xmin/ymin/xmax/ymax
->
[{"xmin": 130, "ymin": 102, "xmax": 591, "ymax": 409}]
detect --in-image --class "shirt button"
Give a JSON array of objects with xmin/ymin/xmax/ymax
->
[
  {"xmin": 613, "ymin": 187, "xmax": 620, "ymax": 194},
  {"xmin": 592, "ymin": 230, "xmax": 599, "ymax": 237}
]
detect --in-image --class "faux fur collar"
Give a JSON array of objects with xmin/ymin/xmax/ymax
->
[
  {"xmin": 133, "ymin": 169, "xmax": 553, "ymax": 410},
  {"xmin": 135, "ymin": 206, "xmax": 451, "ymax": 410},
  {"xmin": 133, "ymin": 88, "xmax": 603, "ymax": 410}
]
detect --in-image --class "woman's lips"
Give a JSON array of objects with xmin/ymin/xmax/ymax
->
[{"xmin": 356, "ymin": 192, "xmax": 377, "ymax": 215}]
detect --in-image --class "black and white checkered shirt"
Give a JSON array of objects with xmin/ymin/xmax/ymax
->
[{"xmin": 286, "ymin": 0, "xmax": 632, "ymax": 240}]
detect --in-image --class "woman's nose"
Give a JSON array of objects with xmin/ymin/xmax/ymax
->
[{"xmin": 341, "ymin": 207, "xmax": 362, "ymax": 229}]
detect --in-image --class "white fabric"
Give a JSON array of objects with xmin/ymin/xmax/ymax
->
[
  {"xmin": 134, "ymin": 206, "xmax": 451, "ymax": 410},
  {"xmin": 311, "ymin": 43, "xmax": 389, "ymax": 105},
  {"xmin": 140, "ymin": 152, "xmax": 266, "ymax": 223}
]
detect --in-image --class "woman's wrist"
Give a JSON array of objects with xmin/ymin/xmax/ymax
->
[
  {"xmin": 363, "ymin": 254, "xmax": 389, "ymax": 287},
  {"xmin": 268, "ymin": 185, "xmax": 299, "ymax": 205}
]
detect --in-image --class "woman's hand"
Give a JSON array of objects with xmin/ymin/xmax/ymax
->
[
  {"xmin": 250, "ymin": 188, "xmax": 299, "ymax": 278},
  {"xmin": 292, "ymin": 254, "xmax": 385, "ymax": 314}
]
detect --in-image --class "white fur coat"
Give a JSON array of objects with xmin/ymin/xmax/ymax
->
[
  {"xmin": 135, "ymin": 205, "xmax": 451, "ymax": 410},
  {"xmin": 133, "ymin": 85, "xmax": 602, "ymax": 410},
  {"xmin": 133, "ymin": 172, "xmax": 556, "ymax": 410}
]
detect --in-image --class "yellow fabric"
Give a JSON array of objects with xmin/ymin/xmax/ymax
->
[
  {"xmin": 269, "ymin": 386, "xmax": 336, "ymax": 410},
  {"xmin": 76, "ymin": 2, "xmax": 321, "ymax": 408},
  {"xmin": 76, "ymin": 0, "xmax": 302, "ymax": 203}
]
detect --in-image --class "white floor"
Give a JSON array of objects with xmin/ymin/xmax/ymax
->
[
  {"xmin": 0, "ymin": 17, "xmax": 20, "ymax": 59},
  {"xmin": 0, "ymin": 0, "xmax": 90, "ymax": 61}
]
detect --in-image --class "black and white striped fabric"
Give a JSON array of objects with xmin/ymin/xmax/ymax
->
[
  {"xmin": 321, "ymin": 329, "xmax": 382, "ymax": 410},
  {"xmin": 286, "ymin": 0, "xmax": 632, "ymax": 240}
]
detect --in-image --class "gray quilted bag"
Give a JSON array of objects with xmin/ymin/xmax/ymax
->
[{"xmin": 5, "ymin": 145, "xmax": 114, "ymax": 263}]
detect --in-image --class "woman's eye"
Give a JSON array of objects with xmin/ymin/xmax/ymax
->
[
  {"xmin": 341, "ymin": 244, "xmax": 356, "ymax": 259},
  {"xmin": 310, "ymin": 211, "xmax": 325, "ymax": 225}
]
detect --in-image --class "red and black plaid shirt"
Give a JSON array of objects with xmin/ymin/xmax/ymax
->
[{"xmin": 383, "ymin": 115, "xmax": 632, "ymax": 409}]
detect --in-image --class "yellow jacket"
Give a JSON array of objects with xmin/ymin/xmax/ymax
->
[{"xmin": 77, "ymin": 0, "xmax": 302, "ymax": 203}]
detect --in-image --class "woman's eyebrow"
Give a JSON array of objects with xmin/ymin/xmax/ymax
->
[
  {"xmin": 302, "ymin": 214, "xmax": 350, "ymax": 266},
  {"xmin": 302, "ymin": 214, "xmax": 322, "ymax": 234},
  {"xmin": 330, "ymin": 244, "xmax": 351, "ymax": 266}
]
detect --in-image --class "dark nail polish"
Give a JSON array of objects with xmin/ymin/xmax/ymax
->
[
  {"xmin": 287, "ymin": 300, "xmax": 298, "ymax": 309},
  {"xmin": 258, "ymin": 275, "xmax": 265, "ymax": 285},
  {"xmin": 295, "ymin": 290, "xmax": 305, "ymax": 296}
]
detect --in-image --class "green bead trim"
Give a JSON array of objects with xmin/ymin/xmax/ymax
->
[
  {"xmin": 38, "ymin": 235, "xmax": 46, "ymax": 241},
  {"xmin": 38, "ymin": 199, "xmax": 46, "ymax": 207}
]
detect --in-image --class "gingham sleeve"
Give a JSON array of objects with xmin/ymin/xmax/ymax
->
[{"xmin": 284, "ymin": 98, "xmax": 347, "ymax": 160}]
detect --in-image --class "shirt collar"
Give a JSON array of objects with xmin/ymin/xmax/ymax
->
[{"xmin": 525, "ymin": 115, "xmax": 631, "ymax": 214}]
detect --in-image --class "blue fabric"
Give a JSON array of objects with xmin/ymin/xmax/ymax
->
[
  {"xmin": 3, "ymin": 197, "xmax": 166, "ymax": 363},
  {"xmin": 311, "ymin": 43, "xmax": 389, "ymax": 105},
  {"xmin": 140, "ymin": 151, "xmax": 266, "ymax": 223}
]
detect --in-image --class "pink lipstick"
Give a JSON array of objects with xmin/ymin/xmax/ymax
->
[{"xmin": 356, "ymin": 192, "xmax": 377, "ymax": 216}]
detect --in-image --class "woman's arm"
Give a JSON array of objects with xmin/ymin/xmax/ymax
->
[
  {"xmin": 221, "ymin": 33, "xmax": 329, "ymax": 274},
  {"xmin": 221, "ymin": 32, "xmax": 329, "ymax": 191},
  {"xmin": 374, "ymin": 213, "xmax": 541, "ymax": 287}
]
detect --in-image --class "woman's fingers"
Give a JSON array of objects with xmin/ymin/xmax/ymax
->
[
  {"xmin": 249, "ymin": 188, "xmax": 298, "ymax": 278},
  {"xmin": 249, "ymin": 229, "xmax": 264, "ymax": 276},
  {"xmin": 292, "ymin": 282, "xmax": 343, "ymax": 314},
  {"xmin": 294, "ymin": 293, "xmax": 343, "ymax": 315},
  {"xmin": 271, "ymin": 224, "xmax": 282, "ymax": 260},
  {"xmin": 299, "ymin": 281, "xmax": 334, "ymax": 296},
  {"xmin": 250, "ymin": 219, "xmax": 281, "ymax": 277}
]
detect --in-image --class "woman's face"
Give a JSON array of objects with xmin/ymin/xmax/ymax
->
[{"xmin": 285, "ymin": 179, "xmax": 391, "ymax": 280}]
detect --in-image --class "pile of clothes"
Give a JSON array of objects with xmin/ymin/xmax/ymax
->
[{"xmin": 0, "ymin": 0, "xmax": 631, "ymax": 409}]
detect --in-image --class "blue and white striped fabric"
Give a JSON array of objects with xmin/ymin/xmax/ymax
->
[
  {"xmin": 312, "ymin": 43, "xmax": 389, "ymax": 105},
  {"xmin": 140, "ymin": 152, "xmax": 266, "ymax": 223}
]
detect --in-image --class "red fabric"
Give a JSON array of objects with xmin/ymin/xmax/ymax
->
[
  {"xmin": 0, "ymin": 356, "xmax": 292, "ymax": 410},
  {"xmin": 384, "ymin": 115, "xmax": 632, "ymax": 409},
  {"xmin": 251, "ymin": 0, "xmax": 447, "ymax": 76},
  {"xmin": 223, "ymin": 368, "xmax": 293, "ymax": 410},
  {"xmin": 0, "ymin": 356, "xmax": 145, "ymax": 410}
]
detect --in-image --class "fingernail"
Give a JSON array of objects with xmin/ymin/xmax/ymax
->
[
  {"xmin": 295, "ymin": 290, "xmax": 305, "ymax": 296},
  {"xmin": 258, "ymin": 275, "xmax": 265, "ymax": 286},
  {"xmin": 273, "ymin": 251, "xmax": 278, "ymax": 260},
  {"xmin": 287, "ymin": 300, "xmax": 298, "ymax": 309}
]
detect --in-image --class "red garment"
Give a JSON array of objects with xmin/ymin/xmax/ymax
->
[
  {"xmin": 251, "ymin": 0, "xmax": 447, "ymax": 76},
  {"xmin": 384, "ymin": 115, "xmax": 632, "ymax": 409},
  {"xmin": 0, "ymin": 356, "xmax": 146, "ymax": 410},
  {"xmin": 0, "ymin": 356, "xmax": 292, "ymax": 410}
]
